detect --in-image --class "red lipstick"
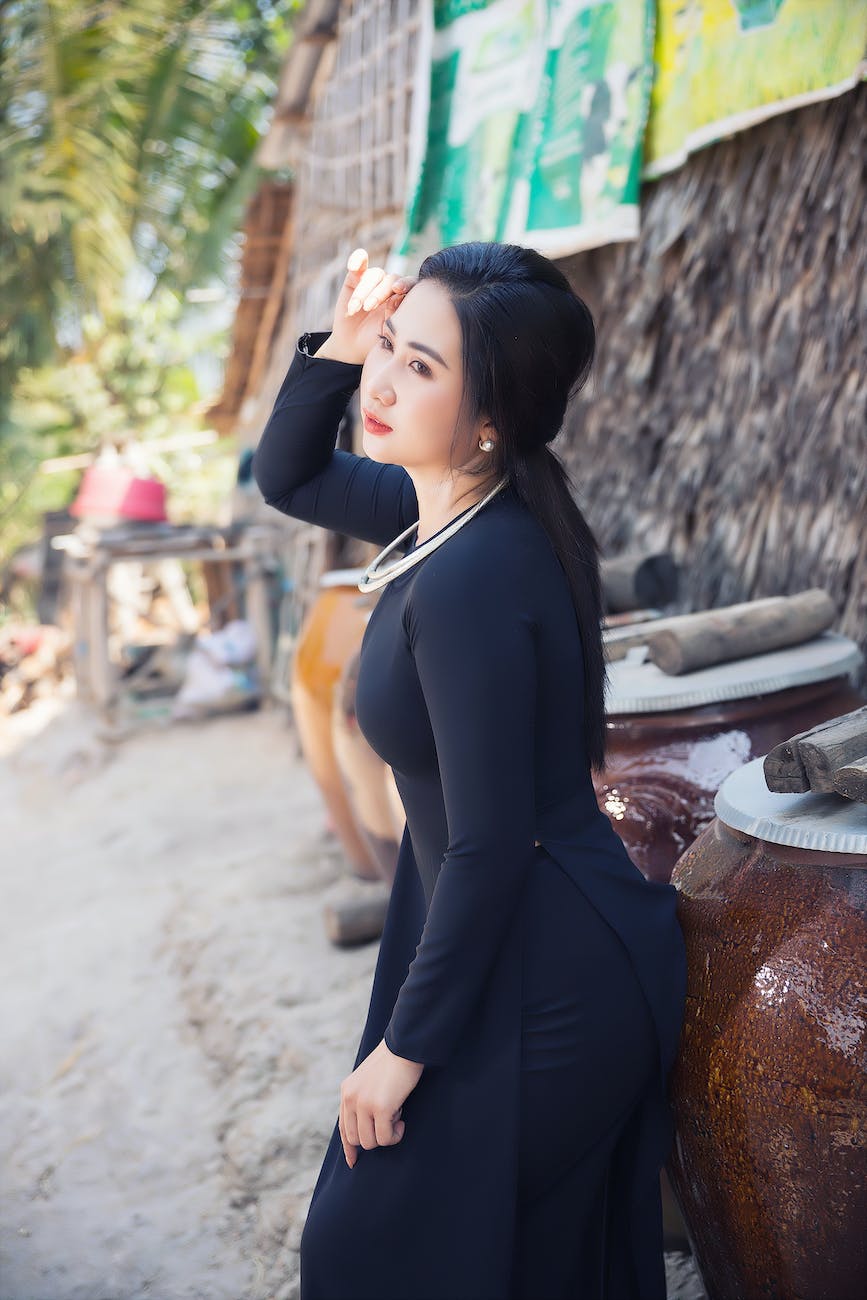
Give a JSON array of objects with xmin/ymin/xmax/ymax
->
[{"xmin": 363, "ymin": 408, "xmax": 393, "ymax": 435}]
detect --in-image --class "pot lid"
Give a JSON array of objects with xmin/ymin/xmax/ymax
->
[
  {"xmin": 714, "ymin": 755, "xmax": 867, "ymax": 855},
  {"xmin": 605, "ymin": 632, "xmax": 862, "ymax": 714}
]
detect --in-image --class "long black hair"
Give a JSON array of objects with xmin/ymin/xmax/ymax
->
[{"xmin": 417, "ymin": 240, "xmax": 608, "ymax": 774}]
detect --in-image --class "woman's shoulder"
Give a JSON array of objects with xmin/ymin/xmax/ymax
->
[{"xmin": 403, "ymin": 490, "xmax": 551, "ymax": 624}]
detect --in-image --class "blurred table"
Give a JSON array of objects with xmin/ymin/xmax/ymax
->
[{"xmin": 56, "ymin": 521, "xmax": 276, "ymax": 719}]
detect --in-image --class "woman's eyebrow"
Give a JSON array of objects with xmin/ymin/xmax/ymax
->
[{"xmin": 384, "ymin": 316, "xmax": 449, "ymax": 369}]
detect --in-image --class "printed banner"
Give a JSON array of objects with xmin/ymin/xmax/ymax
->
[
  {"xmin": 389, "ymin": 0, "xmax": 866, "ymax": 267},
  {"xmin": 390, "ymin": 0, "xmax": 656, "ymax": 265},
  {"xmin": 642, "ymin": 0, "xmax": 867, "ymax": 180}
]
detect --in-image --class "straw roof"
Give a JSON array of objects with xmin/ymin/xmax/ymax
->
[{"xmin": 557, "ymin": 83, "xmax": 866, "ymax": 684}]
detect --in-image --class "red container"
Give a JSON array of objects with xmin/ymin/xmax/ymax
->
[{"xmin": 71, "ymin": 465, "xmax": 167, "ymax": 522}]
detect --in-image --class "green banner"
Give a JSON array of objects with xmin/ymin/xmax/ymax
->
[
  {"xmin": 389, "ymin": 0, "xmax": 867, "ymax": 267},
  {"xmin": 391, "ymin": 0, "xmax": 655, "ymax": 264}
]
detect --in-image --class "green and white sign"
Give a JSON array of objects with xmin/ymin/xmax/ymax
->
[{"xmin": 391, "ymin": 0, "xmax": 655, "ymax": 265}]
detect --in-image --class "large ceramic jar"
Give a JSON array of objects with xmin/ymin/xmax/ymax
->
[
  {"xmin": 291, "ymin": 568, "xmax": 378, "ymax": 880},
  {"xmin": 667, "ymin": 756, "xmax": 867, "ymax": 1299},
  {"xmin": 595, "ymin": 632, "xmax": 864, "ymax": 883}
]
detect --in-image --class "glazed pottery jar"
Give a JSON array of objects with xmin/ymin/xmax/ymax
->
[
  {"xmin": 291, "ymin": 568, "xmax": 379, "ymax": 880},
  {"xmin": 667, "ymin": 756, "xmax": 867, "ymax": 1299},
  {"xmin": 596, "ymin": 632, "xmax": 864, "ymax": 883}
]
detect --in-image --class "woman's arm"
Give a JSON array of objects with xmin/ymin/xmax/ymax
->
[
  {"xmin": 251, "ymin": 331, "xmax": 418, "ymax": 547},
  {"xmin": 382, "ymin": 553, "xmax": 539, "ymax": 1068}
]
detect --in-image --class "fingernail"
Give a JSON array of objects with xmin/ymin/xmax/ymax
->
[
  {"xmin": 347, "ymin": 300, "xmax": 360, "ymax": 315},
  {"xmin": 363, "ymin": 296, "xmax": 377, "ymax": 310},
  {"xmin": 348, "ymin": 249, "xmax": 365, "ymax": 271}
]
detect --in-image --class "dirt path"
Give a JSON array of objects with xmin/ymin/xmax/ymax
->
[{"xmin": 0, "ymin": 687, "xmax": 705, "ymax": 1299}]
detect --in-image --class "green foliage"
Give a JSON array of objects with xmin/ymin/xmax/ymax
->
[
  {"xmin": 0, "ymin": 285, "xmax": 240, "ymax": 579},
  {"xmin": 0, "ymin": 0, "xmax": 301, "ymax": 610},
  {"xmin": 0, "ymin": 0, "xmax": 299, "ymax": 393}
]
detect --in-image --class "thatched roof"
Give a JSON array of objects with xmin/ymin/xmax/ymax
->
[
  {"xmin": 256, "ymin": 0, "xmax": 342, "ymax": 170},
  {"xmin": 556, "ymin": 83, "xmax": 866, "ymax": 685}
]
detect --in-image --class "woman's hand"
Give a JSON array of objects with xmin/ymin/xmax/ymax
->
[
  {"xmin": 315, "ymin": 248, "xmax": 416, "ymax": 365},
  {"xmin": 339, "ymin": 1037, "xmax": 425, "ymax": 1168}
]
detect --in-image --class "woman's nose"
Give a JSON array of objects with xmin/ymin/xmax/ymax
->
[{"xmin": 368, "ymin": 372, "xmax": 396, "ymax": 406}]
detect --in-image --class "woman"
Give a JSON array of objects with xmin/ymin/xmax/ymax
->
[{"xmin": 253, "ymin": 243, "xmax": 687, "ymax": 1299}]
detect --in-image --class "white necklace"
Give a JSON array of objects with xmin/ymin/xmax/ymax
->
[{"xmin": 357, "ymin": 475, "xmax": 510, "ymax": 593}]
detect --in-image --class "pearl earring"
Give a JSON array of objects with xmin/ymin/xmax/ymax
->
[{"xmin": 479, "ymin": 438, "xmax": 494, "ymax": 451}]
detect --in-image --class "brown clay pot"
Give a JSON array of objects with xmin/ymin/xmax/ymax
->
[
  {"xmin": 667, "ymin": 760, "xmax": 867, "ymax": 1299},
  {"xmin": 291, "ymin": 569, "xmax": 378, "ymax": 880},
  {"xmin": 595, "ymin": 638, "xmax": 864, "ymax": 884}
]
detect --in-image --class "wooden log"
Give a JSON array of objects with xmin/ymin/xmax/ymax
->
[
  {"xmin": 798, "ymin": 707, "xmax": 867, "ymax": 793},
  {"xmin": 604, "ymin": 595, "xmax": 795, "ymax": 663},
  {"xmin": 601, "ymin": 553, "xmax": 679, "ymax": 613},
  {"xmin": 645, "ymin": 589, "xmax": 836, "ymax": 675},
  {"xmin": 832, "ymin": 756, "xmax": 867, "ymax": 803},
  {"xmin": 763, "ymin": 730, "xmax": 812, "ymax": 792},
  {"xmin": 323, "ymin": 881, "xmax": 390, "ymax": 946},
  {"xmin": 763, "ymin": 705, "xmax": 867, "ymax": 794}
]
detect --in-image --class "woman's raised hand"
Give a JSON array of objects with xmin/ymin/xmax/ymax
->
[{"xmin": 319, "ymin": 248, "xmax": 416, "ymax": 365}]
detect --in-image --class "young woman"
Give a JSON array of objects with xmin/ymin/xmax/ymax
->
[{"xmin": 253, "ymin": 242, "xmax": 687, "ymax": 1299}]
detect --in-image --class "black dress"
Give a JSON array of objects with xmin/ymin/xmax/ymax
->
[{"xmin": 253, "ymin": 332, "xmax": 688, "ymax": 1300}]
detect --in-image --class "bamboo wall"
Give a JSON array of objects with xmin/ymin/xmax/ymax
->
[
  {"xmin": 255, "ymin": 0, "xmax": 422, "ymax": 408},
  {"xmin": 233, "ymin": 0, "xmax": 422, "ymax": 600}
]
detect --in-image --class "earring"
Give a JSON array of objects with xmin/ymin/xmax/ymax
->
[{"xmin": 479, "ymin": 438, "xmax": 494, "ymax": 452}]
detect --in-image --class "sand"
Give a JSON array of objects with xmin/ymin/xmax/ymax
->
[{"xmin": 0, "ymin": 685, "xmax": 705, "ymax": 1299}]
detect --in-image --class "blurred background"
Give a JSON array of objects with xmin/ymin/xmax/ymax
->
[{"xmin": 1, "ymin": 4, "xmax": 865, "ymax": 1299}]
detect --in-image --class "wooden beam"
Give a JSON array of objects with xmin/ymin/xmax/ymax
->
[{"xmin": 242, "ymin": 195, "xmax": 296, "ymax": 411}]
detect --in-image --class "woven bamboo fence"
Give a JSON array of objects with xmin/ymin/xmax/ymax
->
[
  {"xmin": 260, "ymin": 0, "xmax": 422, "ymax": 392},
  {"xmin": 233, "ymin": 0, "xmax": 423, "ymax": 615}
]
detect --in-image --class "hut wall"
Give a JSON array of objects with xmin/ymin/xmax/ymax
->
[
  {"xmin": 253, "ymin": 0, "xmax": 422, "ymax": 428},
  {"xmin": 557, "ymin": 82, "xmax": 865, "ymax": 685},
  {"xmin": 234, "ymin": 0, "xmax": 422, "ymax": 589}
]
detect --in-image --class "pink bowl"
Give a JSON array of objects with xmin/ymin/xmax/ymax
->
[{"xmin": 70, "ymin": 465, "xmax": 167, "ymax": 521}]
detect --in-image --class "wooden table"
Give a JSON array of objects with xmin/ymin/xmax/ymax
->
[{"xmin": 56, "ymin": 522, "xmax": 277, "ymax": 720}]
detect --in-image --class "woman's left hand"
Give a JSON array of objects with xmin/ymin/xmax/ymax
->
[{"xmin": 339, "ymin": 1039, "xmax": 424, "ymax": 1168}]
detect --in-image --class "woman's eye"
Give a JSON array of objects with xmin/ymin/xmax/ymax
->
[{"xmin": 378, "ymin": 335, "xmax": 430, "ymax": 377}]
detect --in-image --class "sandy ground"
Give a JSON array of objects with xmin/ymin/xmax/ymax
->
[{"xmin": 0, "ymin": 685, "xmax": 706, "ymax": 1300}]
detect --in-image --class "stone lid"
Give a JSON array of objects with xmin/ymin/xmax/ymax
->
[
  {"xmin": 714, "ymin": 755, "xmax": 867, "ymax": 855},
  {"xmin": 605, "ymin": 632, "xmax": 862, "ymax": 714}
]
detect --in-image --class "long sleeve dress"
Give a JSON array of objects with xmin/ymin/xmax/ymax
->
[{"xmin": 252, "ymin": 332, "xmax": 688, "ymax": 1300}]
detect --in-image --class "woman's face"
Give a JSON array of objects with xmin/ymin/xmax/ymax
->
[{"xmin": 359, "ymin": 279, "xmax": 482, "ymax": 472}]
